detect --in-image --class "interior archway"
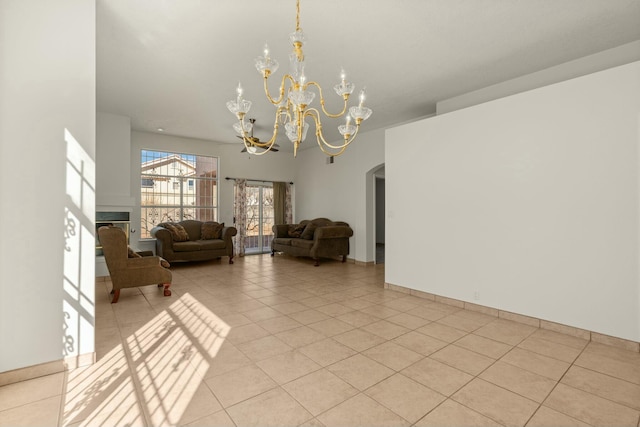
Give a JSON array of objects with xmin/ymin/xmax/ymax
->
[{"xmin": 365, "ymin": 163, "xmax": 385, "ymax": 264}]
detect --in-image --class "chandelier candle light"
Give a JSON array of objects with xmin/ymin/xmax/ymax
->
[{"xmin": 226, "ymin": 0, "xmax": 372, "ymax": 157}]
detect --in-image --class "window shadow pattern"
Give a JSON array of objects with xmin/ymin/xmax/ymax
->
[{"xmin": 62, "ymin": 293, "xmax": 230, "ymax": 426}]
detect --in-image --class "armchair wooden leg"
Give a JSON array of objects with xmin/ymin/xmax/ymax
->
[
  {"xmin": 163, "ymin": 283, "xmax": 171, "ymax": 297},
  {"xmin": 111, "ymin": 289, "xmax": 120, "ymax": 304},
  {"xmin": 229, "ymin": 255, "xmax": 234, "ymax": 264},
  {"xmin": 314, "ymin": 258, "xmax": 320, "ymax": 267},
  {"xmin": 342, "ymin": 255, "xmax": 347, "ymax": 263},
  {"xmin": 271, "ymin": 250, "xmax": 275, "ymax": 257}
]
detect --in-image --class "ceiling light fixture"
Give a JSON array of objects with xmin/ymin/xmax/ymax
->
[{"xmin": 226, "ymin": 0, "xmax": 372, "ymax": 157}]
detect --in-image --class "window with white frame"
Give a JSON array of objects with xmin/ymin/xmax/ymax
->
[{"xmin": 140, "ymin": 150, "xmax": 218, "ymax": 239}]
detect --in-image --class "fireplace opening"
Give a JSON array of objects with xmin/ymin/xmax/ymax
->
[{"xmin": 96, "ymin": 211, "xmax": 130, "ymax": 256}]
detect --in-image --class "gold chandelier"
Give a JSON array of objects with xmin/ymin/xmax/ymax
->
[{"xmin": 226, "ymin": 0, "xmax": 372, "ymax": 157}]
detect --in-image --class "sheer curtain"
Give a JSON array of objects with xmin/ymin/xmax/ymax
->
[
  {"xmin": 285, "ymin": 182, "xmax": 293, "ymax": 224},
  {"xmin": 273, "ymin": 182, "xmax": 293, "ymax": 225},
  {"xmin": 233, "ymin": 179, "xmax": 247, "ymax": 257}
]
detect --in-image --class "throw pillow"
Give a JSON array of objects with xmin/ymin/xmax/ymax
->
[
  {"xmin": 201, "ymin": 221, "xmax": 224, "ymax": 240},
  {"xmin": 301, "ymin": 223, "xmax": 317, "ymax": 240},
  {"xmin": 287, "ymin": 223, "xmax": 306, "ymax": 238},
  {"xmin": 159, "ymin": 222, "xmax": 189, "ymax": 242}
]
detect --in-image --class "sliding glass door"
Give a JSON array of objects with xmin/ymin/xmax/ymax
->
[{"xmin": 244, "ymin": 182, "xmax": 274, "ymax": 254}]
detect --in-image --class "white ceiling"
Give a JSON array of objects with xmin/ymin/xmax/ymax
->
[{"xmin": 97, "ymin": 0, "xmax": 640, "ymax": 150}]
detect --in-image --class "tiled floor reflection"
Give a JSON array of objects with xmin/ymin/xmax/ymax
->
[{"xmin": 1, "ymin": 254, "xmax": 639, "ymax": 426}]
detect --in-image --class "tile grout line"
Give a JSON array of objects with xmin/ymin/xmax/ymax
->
[
  {"xmin": 531, "ymin": 340, "xmax": 605, "ymax": 427},
  {"xmin": 427, "ymin": 321, "xmax": 552, "ymax": 427}
]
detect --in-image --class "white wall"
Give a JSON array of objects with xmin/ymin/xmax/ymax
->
[
  {"xmin": 97, "ymin": 113, "xmax": 133, "ymax": 207},
  {"xmin": 295, "ymin": 129, "xmax": 385, "ymax": 263},
  {"xmin": 386, "ymin": 62, "xmax": 640, "ymax": 342},
  {"xmin": 129, "ymin": 131, "xmax": 297, "ymax": 249},
  {"xmin": 0, "ymin": 0, "xmax": 96, "ymax": 372},
  {"xmin": 437, "ymin": 40, "xmax": 640, "ymax": 115}
]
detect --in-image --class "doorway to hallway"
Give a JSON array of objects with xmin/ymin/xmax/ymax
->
[{"xmin": 375, "ymin": 173, "xmax": 385, "ymax": 264}]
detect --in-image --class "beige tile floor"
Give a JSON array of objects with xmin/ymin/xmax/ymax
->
[{"xmin": 1, "ymin": 254, "xmax": 640, "ymax": 426}]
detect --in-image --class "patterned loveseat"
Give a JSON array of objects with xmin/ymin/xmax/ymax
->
[
  {"xmin": 151, "ymin": 220, "xmax": 237, "ymax": 264},
  {"xmin": 271, "ymin": 218, "xmax": 353, "ymax": 266}
]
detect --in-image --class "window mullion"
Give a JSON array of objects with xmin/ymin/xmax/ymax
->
[{"xmin": 140, "ymin": 151, "xmax": 219, "ymax": 238}]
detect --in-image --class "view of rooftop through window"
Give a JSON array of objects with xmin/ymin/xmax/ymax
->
[{"xmin": 140, "ymin": 150, "xmax": 218, "ymax": 238}]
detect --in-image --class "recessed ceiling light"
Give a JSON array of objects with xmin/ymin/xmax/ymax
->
[{"xmin": 157, "ymin": 127, "xmax": 165, "ymax": 132}]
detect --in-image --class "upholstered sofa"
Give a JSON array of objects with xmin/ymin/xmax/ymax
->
[
  {"xmin": 271, "ymin": 218, "xmax": 353, "ymax": 266},
  {"xmin": 151, "ymin": 220, "xmax": 237, "ymax": 264}
]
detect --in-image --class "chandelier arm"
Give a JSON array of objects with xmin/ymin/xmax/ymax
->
[
  {"xmin": 321, "ymin": 125, "xmax": 359, "ymax": 150},
  {"xmin": 240, "ymin": 134, "xmax": 275, "ymax": 155},
  {"xmin": 315, "ymin": 138, "xmax": 348, "ymax": 157},
  {"xmin": 241, "ymin": 128, "xmax": 279, "ymax": 148},
  {"xmin": 279, "ymin": 107, "xmax": 293, "ymax": 125},
  {"xmin": 306, "ymin": 81, "xmax": 349, "ymax": 118},
  {"xmin": 263, "ymin": 74, "xmax": 296, "ymax": 106},
  {"xmin": 303, "ymin": 108, "xmax": 357, "ymax": 151},
  {"xmin": 237, "ymin": 118, "xmax": 280, "ymax": 154},
  {"xmin": 243, "ymin": 145, "xmax": 272, "ymax": 156},
  {"xmin": 302, "ymin": 108, "xmax": 347, "ymax": 156},
  {"xmin": 244, "ymin": 145, "xmax": 270, "ymax": 156}
]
